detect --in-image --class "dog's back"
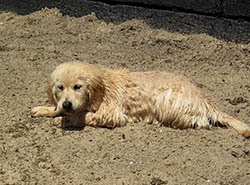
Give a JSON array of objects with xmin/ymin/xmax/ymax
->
[{"xmin": 129, "ymin": 71, "xmax": 250, "ymax": 137}]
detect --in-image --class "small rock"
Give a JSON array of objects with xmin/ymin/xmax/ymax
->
[
  {"xmin": 226, "ymin": 97, "xmax": 247, "ymax": 106},
  {"xmin": 231, "ymin": 151, "xmax": 239, "ymax": 158}
]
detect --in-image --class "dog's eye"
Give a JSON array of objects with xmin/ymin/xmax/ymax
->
[
  {"xmin": 57, "ymin": 85, "xmax": 64, "ymax": 91},
  {"xmin": 73, "ymin": 84, "xmax": 82, "ymax": 91}
]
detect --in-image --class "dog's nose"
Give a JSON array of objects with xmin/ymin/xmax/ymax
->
[{"xmin": 63, "ymin": 101, "xmax": 72, "ymax": 111}]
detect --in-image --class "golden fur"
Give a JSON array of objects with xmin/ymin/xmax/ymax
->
[{"xmin": 31, "ymin": 61, "xmax": 250, "ymax": 137}]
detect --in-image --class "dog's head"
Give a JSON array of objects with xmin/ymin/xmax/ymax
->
[{"xmin": 47, "ymin": 62, "xmax": 105, "ymax": 116}]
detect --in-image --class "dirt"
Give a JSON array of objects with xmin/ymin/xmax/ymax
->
[{"xmin": 0, "ymin": 1, "xmax": 250, "ymax": 184}]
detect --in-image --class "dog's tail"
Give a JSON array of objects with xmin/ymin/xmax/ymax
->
[{"xmin": 207, "ymin": 101, "xmax": 250, "ymax": 138}]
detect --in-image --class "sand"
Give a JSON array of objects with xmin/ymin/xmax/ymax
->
[{"xmin": 0, "ymin": 1, "xmax": 250, "ymax": 184}]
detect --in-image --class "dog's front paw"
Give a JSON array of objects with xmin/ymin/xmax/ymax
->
[
  {"xmin": 31, "ymin": 106, "xmax": 56, "ymax": 117},
  {"xmin": 51, "ymin": 117, "xmax": 63, "ymax": 127}
]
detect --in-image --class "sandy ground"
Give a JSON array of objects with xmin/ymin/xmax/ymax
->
[{"xmin": 0, "ymin": 1, "xmax": 250, "ymax": 184}]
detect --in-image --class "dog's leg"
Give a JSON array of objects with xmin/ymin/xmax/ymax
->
[
  {"xmin": 31, "ymin": 106, "xmax": 59, "ymax": 117},
  {"xmin": 83, "ymin": 112, "xmax": 111, "ymax": 127},
  {"xmin": 51, "ymin": 117, "xmax": 62, "ymax": 127},
  {"xmin": 84, "ymin": 109, "xmax": 127, "ymax": 128}
]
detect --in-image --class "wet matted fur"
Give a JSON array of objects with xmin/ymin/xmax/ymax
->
[{"xmin": 31, "ymin": 61, "xmax": 250, "ymax": 137}]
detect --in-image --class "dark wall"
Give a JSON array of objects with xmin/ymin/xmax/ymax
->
[{"xmin": 94, "ymin": 0, "xmax": 250, "ymax": 19}]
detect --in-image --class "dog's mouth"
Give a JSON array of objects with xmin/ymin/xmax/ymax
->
[
  {"xmin": 52, "ymin": 107, "xmax": 87, "ymax": 118},
  {"xmin": 53, "ymin": 110, "xmax": 74, "ymax": 118},
  {"xmin": 53, "ymin": 112, "xmax": 65, "ymax": 118}
]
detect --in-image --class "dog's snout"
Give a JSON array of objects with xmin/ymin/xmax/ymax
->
[{"xmin": 63, "ymin": 101, "xmax": 72, "ymax": 111}]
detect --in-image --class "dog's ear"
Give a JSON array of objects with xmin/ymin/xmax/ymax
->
[
  {"xmin": 87, "ymin": 77, "xmax": 105, "ymax": 112},
  {"xmin": 47, "ymin": 80, "xmax": 56, "ymax": 106}
]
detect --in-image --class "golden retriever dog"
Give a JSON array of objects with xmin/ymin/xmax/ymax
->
[{"xmin": 31, "ymin": 61, "xmax": 250, "ymax": 137}]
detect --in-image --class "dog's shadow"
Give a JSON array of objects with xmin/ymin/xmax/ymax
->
[
  {"xmin": 62, "ymin": 125, "xmax": 85, "ymax": 131},
  {"xmin": 50, "ymin": 116, "xmax": 86, "ymax": 132},
  {"xmin": 60, "ymin": 122, "xmax": 114, "ymax": 132}
]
